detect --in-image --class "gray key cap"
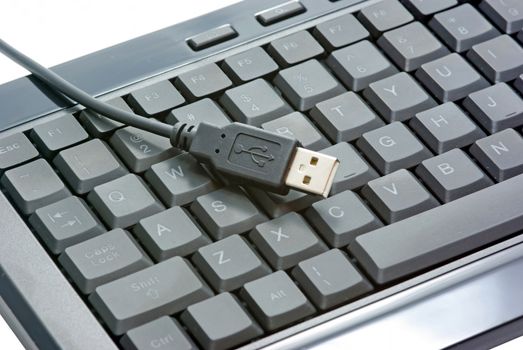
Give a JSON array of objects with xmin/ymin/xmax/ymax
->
[
  {"xmin": 306, "ymin": 191, "xmax": 382, "ymax": 247},
  {"xmin": 268, "ymin": 31, "xmax": 324, "ymax": 66},
  {"xmin": 470, "ymin": 128, "xmax": 523, "ymax": 181},
  {"xmin": 313, "ymin": 13, "xmax": 369, "ymax": 50},
  {"xmin": 362, "ymin": 169, "xmax": 439, "ymax": 223},
  {"xmin": 292, "ymin": 249, "xmax": 373, "ymax": 310},
  {"xmin": 29, "ymin": 196, "xmax": 105, "ymax": 254},
  {"xmin": 220, "ymin": 79, "xmax": 293, "ymax": 126},
  {"xmin": 187, "ymin": 24, "xmax": 237, "ymax": 51},
  {"xmin": 0, "ymin": 133, "xmax": 38, "ymax": 171},
  {"xmin": 53, "ymin": 139, "xmax": 128, "ymax": 194},
  {"xmin": 273, "ymin": 59, "xmax": 345, "ymax": 111},
  {"xmin": 327, "ymin": 40, "xmax": 398, "ymax": 91},
  {"xmin": 240, "ymin": 271, "xmax": 315, "ymax": 331},
  {"xmin": 192, "ymin": 235, "xmax": 271, "ymax": 292},
  {"xmin": 377, "ymin": 22, "xmax": 450, "ymax": 72},
  {"xmin": 416, "ymin": 53, "xmax": 489, "ymax": 102},
  {"xmin": 128, "ymin": 80, "xmax": 185, "ymax": 116},
  {"xmin": 121, "ymin": 317, "xmax": 197, "ymax": 350},
  {"xmin": 222, "ymin": 47, "xmax": 279, "ymax": 83},
  {"xmin": 249, "ymin": 212, "xmax": 327, "ymax": 270},
  {"xmin": 350, "ymin": 173, "xmax": 523, "ymax": 284},
  {"xmin": 175, "ymin": 63, "xmax": 232, "ymax": 100},
  {"xmin": 90, "ymin": 256, "xmax": 213, "ymax": 335},
  {"xmin": 191, "ymin": 187, "xmax": 267, "ymax": 240},
  {"xmin": 1, "ymin": 159, "xmax": 70, "ymax": 214},
  {"xmin": 134, "ymin": 207, "xmax": 211, "ymax": 261},
  {"xmin": 88, "ymin": 174, "xmax": 164, "ymax": 228},
  {"xmin": 79, "ymin": 97, "xmax": 131, "ymax": 137},
  {"xmin": 403, "ymin": 0, "xmax": 458, "ymax": 18},
  {"xmin": 58, "ymin": 228, "xmax": 151, "ymax": 294},
  {"xmin": 463, "ymin": 83, "xmax": 523, "ymax": 133},
  {"xmin": 480, "ymin": 0, "xmax": 523, "ymax": 34},
  {"xmin": 358, "ymin": 0, "xmax": 414, "ymax": 37},
  {"xmin": 410, "ymin": 102, "xmax": 486, "ymax": 154},
  {"xmin": 356, "ymin": 122, "xmax": 432, "ymax": 174},
  {"xmin": 181, "ymin": 293, "xmax": 262, "ymax": 350},
  {"xmin": 165, "ymin": 98, "xmax": 231, "ymax": 127},
  {"xmin": 247, "ymin": 188, "xmax": 321, "ymax": 219},
  {"xmin": 261, "ymin": 112, "xmax": 330, "ymax": 151},
  {"xmin": 256, "ymin": 1, "xmax": 306, "ymax": 26},
  {"xmin": 429, "ymin": 4, "xmax": 500, "ymax": 53},
  {"xmin": 31, "ymin": 114, "xmax": 88, "ymax": 157}
]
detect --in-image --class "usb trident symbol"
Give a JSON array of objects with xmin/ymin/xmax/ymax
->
[{"xmin": 234, "ymin": 144, "xmax": 274, "ymax": 167}]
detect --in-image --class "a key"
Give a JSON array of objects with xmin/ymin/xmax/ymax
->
[
  {"xmin": 305, "ymin": 190, "xmax": 382, "ymax": 247},
  {"xmin": 480, "ymin": 0, "xmax": 523, "ymax": 34},
  {"xmin": 327, "ymin": 40, "xmax": 398, "ymax": 91},
  {"xmin": 79, "ymin": 97, "xmax": 131, "ymax": 138},
  {"xmin": 313, "ymin": 13, "xmax": 369, "ymax": 51},
  {"xmin": 267, "ymin": 30, "xmax": 325, "ymax": 66},
  {"xmin": 470, "ymin": 128, "xmax": 523, "ymax": 181},
  {"xmin": 356, "ymin": 122, "xmax": 432, "ymax": 174},
  {"xmin": 87, "ymin": 174, "xmax": 164, "ymax": 228},
  {"xmin": 190, "ymin": 187, "xmax": 267, "ymax": 240},
  {"xmin": 222, "ymin": 47, "xmax": 279, "ymax": 83},
  {"xmin": 134, "ymin": 207, "xmax": 211, "ymax": 261},
  {"xmin": 292, "ymin": 249, "xmax": 373, "ymax": 310},
  {"xmin": 410, "ymin": 102, "xmax": 486, "ymax": 154},
  {"xmin": 90, "ymin": 256, "xmax": 213, "ymax": 335},
  {"xmin": 58, "ymin": 228, "xmax": 152, "ymax": 294},
  {"xmin": 247, "ymin": 188, "xmax": 321, "ymax": 219},
  {"xmin": 29, "ymin": 196, "xmax": 105, "ymax": 254},
  {"xmin": 192, "ymin": 234, "xmax": 271, "ymax": 292},
  {"xmin": 165, "ymin": 98, "xmax": 231, "ymax": 127},
  {"xmin": 402, "ymin": 0, "xmax": 458, "ymax": 18},
  {"xmin": 31, "ymin": 114, "xmax": 89, "ymax": 157},
  {"xmin": 463, "ymin": 83, "xmax": 523, "ymax": 133},
  {"xmin": 358, "ymin": 0, "xmax": 414, "ymax": 37},
  {"xmin": 0, "ymin": 133, "xmax": 39, "ymax": 171},
  {"xmin": 175, "ymin": 63, "xmax": 232, "ymax": 100},
  {"xmin": 53, "ymin": 139, "xmax": 128, "ymax": 194},
  {"xmin": 220, "ymin": 79, "xmax": 293, "ymax": 126},
  {"xmin": 1, "ymin": 158, "xmax": 70, "ymax": 214},
  {"xmin": 273, "ymin": 59, "xmax": 345, "ymax": 111},
  {"xmin": 362, "ymin": 169, "xmax": 439, "ymax": 223},
  {"xmin": 127, "ymin": 80, "xmax": 185, "ymax": 117},
  {"xmin": 180, "ymin": 293, "xmax": 262, "ymax": 350},
  {"xmin": 416, "ymin": 53, "xmax": 489, "ymax": 102},
  {"xmin": 240, "ymin": 271, "xmax": 315, "ymax": 331},
  {"xmin": 377, "ymin": 21, "xmax": 450, "ymax": 72},
  {"xmin": 249, "ymin": 212, "xmax": 328, "ymax": 270},
  {"xmin": 261, "ymin": 112, "xmax": 330, "ymax": 151}
]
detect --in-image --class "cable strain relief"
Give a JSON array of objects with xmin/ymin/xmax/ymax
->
[{"xmin": 170, "ymin": 122, "xmax": 197, "ymax": 151}]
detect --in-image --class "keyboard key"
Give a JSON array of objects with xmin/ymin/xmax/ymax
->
[
  {"xmin": 1, "ymin": 159, "xmax": 70, "ymax": 214},
  {"xmin": 256, "ymin": 1, "xmax": 306, "ymax": 26},
  {"xmin": 327, "ymin": 40, "xmax": 398, "ymax": 91},
  {"xmin": 362, "ymin": 169, "xmax": 439, "ymax": 223},
  {"xmin": 222, "ymin": 47, "xmax": 279, "ymax": 83},
  {"xmin": 31, "ymin": 114, "xmax": 88, "ymax": 157},
  {"xmin": 240, "ymin": 271, "xmax": 315, "ymax": 331},
  {"xmin": 134, "ymin": 207, "xmax": 211, "ymax": 261},
  {"xmin": 88, "ymin": 174, "xmax": 164, "ymax": 228},
  {"xmin": 267, "ymin": 31, "xmax": 324, "ymax": 66},
  {"xmin": 273, "ymin": 59, "xmax": 345, "ymax": 111},
  {"xmin": 470, "ymin": 129, "xmax": 523, "ymax": 181},
  {"xmin": 249, "ymin": 212, "xmax": 327, "ymax": 270},
  {"xmin": 192, "ymin": 234, "xmax": 271, "ymax": 292},
  {"xmin": 356, "ymin": 122, "xmax": 432, "ymax": 174},
  {"xmin": 79, "ymin": 97, "xmax": 130, "ymax": 138},
  {"xmin": 165, "ymin": 98, "xmax": 231, "ymax": 127},
  {"xmin": 358, "ymin": 0, "xmax": 414, "ymax": 37},
  {"xmin": 480, "ymin": 0, "xmax": 523, "ymax": 34},
  {"xmin": 313, "ymin": 13, "xmax": 369, "ymax": 50},
  {"xmin": 90, "ymin": 257, "xmax": 213, "ymax": 335},
  {"xmin": 247, "ymin": 188, "xmax": 321, "ymax": 219},
  {"xmin": 59, "ymin": 228, "xmax": 151, "ymax": 294},
  {"xmin": 187, "ymin": 24, "xmax": 238, "ymax": 51},
  {"xmin": 305, "ymin": 191, "xmax": 382, "ymax": 247},
  {"xmin": 416, "ymin": 53, "xmax": 489, "ymax": 102},
  {"xmin": 0, "ymin": 133, "xmax": 39, "ymax": 171},
  {"xmin": 175, "ymin": 63, "xmax": 232, "ymax": 100},
  {"xmin": 191, "ymin": 187, "xmax": 267, "ymax": 240},
  {"xmin": 127, "ymin": 80, "xmax": 185, "ymax": 116},
  {"xmin": 402, "ymin": 0, "xmax": 458, "ymax": 18},
  {"xmin": 181, "ymin": 293, "xmax": 262, "ymax": 350},
  {"xmin": 292, "ymin": 249, "xmax": 373, "ymax": 310}
]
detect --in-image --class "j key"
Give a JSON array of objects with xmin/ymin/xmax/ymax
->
[
  {"xmin": 134, "ymin": 207, "xmax": 211, "ymax": 261},
  {"xmin": 220, "ymin": 79, "xmax": 292, "ymax": 126},
  {"xmin": 480, "ymin": 0, "xmax": 523, "ymax": 34},
  {"xmin": 29, "ymin": 196, "xmax": 105, "ymax": 254},
  {"xmin": 54, "ymin": 139, "xmax": 128, "ymax": 194},
  {"xmin": 145, "ymin": 153, "xmax": 218, "ymax": 207},
  {"xmin": 362, "ymin": 169, "xmax": 439, "ymax": 224},
  {"xmin": 240, "ymin": 271, "xmax": 315, "ymax": 331},
  {"xmin": 222, "ymin": 47, "xmax": 279, "ymax": 83},
  {"xmin": 273, "ymin": 59, "xmax": 345, "ymax": 111},
  {"xmin": 292, "ymin": 249, "xmax": 373, "ymax": 310},
  {"xmin": 429, "ymin": 4, "xmax": 500, "ymax": 52},
  {"xmin": 377, "ymin": 21, "xmax": 450, "ymax": 72},
  {"xmin": 261, "ymin": 112, "xmax": 330, "ymax": 151},
  {"xmin": 327, "ymin": 40, "xmax": 398, "ymax": 91},
  {"xmin": 358, "ymin": 0, "xmax": 414, "ymax": 37},
  {"xmin": 31, "ymin": 114, "xmax": 88, "ymax": 157},
  {"xmin": 0, "ymin": 133, "xmax": 38, "ymax": 171},
  {"xmin": 357, "ymin": 122, "xmax": 432, "ymax": 174},
  {"xmin": 175, "ymin": 63, "xmax": 232, "ymax": 100},
  {"xmin": 305, "ymin": 190, "xmax": 382, "ymax": 247},
  {"xmin": 88, "ymin": 174, "xmax": 164, "ymax": 228},
  {"xmin": 190, "ymin": 187, "xmax": 267, "ymax": 240},
  {"xmin": 470, "ymin": 129, "xmax": 523, "ymax": 181},
  {"xmin": 463, "ymin": 83, "xmax": 523, "ymax": 133},
  {"xmin": 416, "ymin": 53, "xmax": 489, "ymax": 102},
  {"xmin": 180, "ymin": 293, "xmax": 262, "ymax": 350},
  {"xmin": 249, "ymin": 212, "xmax": 328, "ymax": 270},
  {"xmin": 127, "ymin": 80, "xmax": 185, "ymax": 117},
  {"xmin": 166, "ymin": 98, "xmax": 231, "ymax": 127},
  {"xmin": 1, "ymin": 159, "xmax": 70, "ymax": 214},
  {"xmin": 410, "ymin": 102, "xmax": 486, "ymax": 154},
  {"xmin": 267, "ymin": 31, "xmax": 324, "ymax": 66},
  {"xmin": 79, "ymin": 97, "xmax": 131, "ymax": 138},
  {"xmin": 59, "ymin": 228, "xmax": 151, "ymax": 294},
  {"xmin": 313, "ymin": 13, "xmax": 369, "ymax": 51},
  {"xmin": 192, "ymin": 234, "xmax": 271, "ymax": 292},
  {"xmin": 247, "ymin": 188, "xmax": 321, "ymax": 219},
  {"xmin": 90, "ymin": 257, "xmax": 213, "ymax": 335},
  {"xmin": 402, "ymin": 0, "xmax": 458, "ymax": 18}
]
